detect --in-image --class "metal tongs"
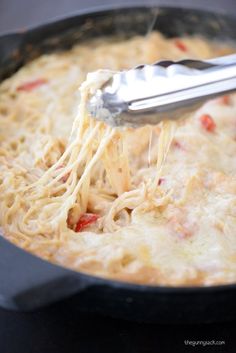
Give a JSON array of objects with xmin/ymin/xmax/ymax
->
[{"xmin": 88, "ymin": 54, "xmax": 236, "ymax": 126}]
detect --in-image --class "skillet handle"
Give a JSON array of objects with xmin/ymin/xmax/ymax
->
[{"xmin": 0, "ymin": 237, "xmax": 87, "ymax": 311}]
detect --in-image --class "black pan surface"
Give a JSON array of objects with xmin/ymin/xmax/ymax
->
[{"xmin": 0, "ymin": 5, "xmax": 236, "ymax": 323}]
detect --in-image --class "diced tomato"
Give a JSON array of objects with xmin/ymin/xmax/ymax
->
[
  {"xmin": 158, "ymin": 177, "xmax": 165, "ymax": 186},
  {"xmin": 75, "ymin": 213, "xmax": 99, "ymax": 232},
  {"xmin": 218, "ymin": 95, "xmax": 231, "ymax": 105},
  {"xmin": 173, "ymin": 141, "xmax": 182, "ymax": 149},
  {"xmin": 172, "ymin": 140, "xmax": 184, "ymax": 150},
  {"xmin": 61, "ymin": 174, "xmax": 70, "ymax": 183},
  {"xmin": 200, "ymin": 114, "xmax": 216, "ymax": 132},
  {"xmin": 17, "ymin": 78, "xmax": 48, "ymax": 92},
  {"xmin": 56, "ymin": 165, "xmax": 70, "ymax": 183},
  {"xmin": 174, "ymin": 39, "xmax": 187, "ymax": 52}
]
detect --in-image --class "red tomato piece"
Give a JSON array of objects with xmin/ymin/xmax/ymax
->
[
  {"xmin": 75, "ymin": 213, "xmax": 99, "ymax": 232},
  {"xmin": 174, "ymin": 39, "xmax": 187, "ymax": 52},
  {"xmin": 158, "ymin": 177, "xmax": 165, "ymax": 186},
  {"xmin": 218, "ymin": 95, "xmax": 231, "ymax": 105},
  {"xmin": 200, "ymin": 114, "xmax": 216, "ymax": 132},
  {"xmin": 61, "ymin": 174, "xmax": 70, "ymax": 183},
  {"xmin": 172, "ymin": 140, "xmax": 185, "ymax": 150},
  {"xmin": 56, "ymin": 165, "xmax": 70, "ymax": 183},
  {"xmin": 17, "ymin": 78, "xmax": 47, "ymax": 92}
]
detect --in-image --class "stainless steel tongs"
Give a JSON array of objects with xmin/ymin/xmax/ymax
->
[{"xmin": 88, "ymin": 53, "xmax": 236, "ymax": 127}]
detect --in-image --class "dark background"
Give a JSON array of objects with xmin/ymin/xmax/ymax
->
[{"xmin": 0, "ymin": 1, "xmax": 236, "ymax": 352}]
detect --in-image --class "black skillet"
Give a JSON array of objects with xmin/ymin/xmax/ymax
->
[{"xmin": 0, "ymin": 5, "xmax": 236, "ymax": 324}]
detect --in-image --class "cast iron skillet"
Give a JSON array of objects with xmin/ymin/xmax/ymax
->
[{"xmin": 0, "ymin": 5, "xmax": 236, "ymax": 324}]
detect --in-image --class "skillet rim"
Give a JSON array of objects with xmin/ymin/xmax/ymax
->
[{"xmin": 0, "ymin": 2, "xmax": 236, "ymax": 36}]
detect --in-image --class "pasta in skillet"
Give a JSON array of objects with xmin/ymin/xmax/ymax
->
[{"xmin": 0, "ymin": 32, "xmax": 236, "ymax": 285}]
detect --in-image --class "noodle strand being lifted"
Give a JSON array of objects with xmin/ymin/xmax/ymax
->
[{"xmin": 1, "ymin": 70, "xmax": 174, "ymax": 240}]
